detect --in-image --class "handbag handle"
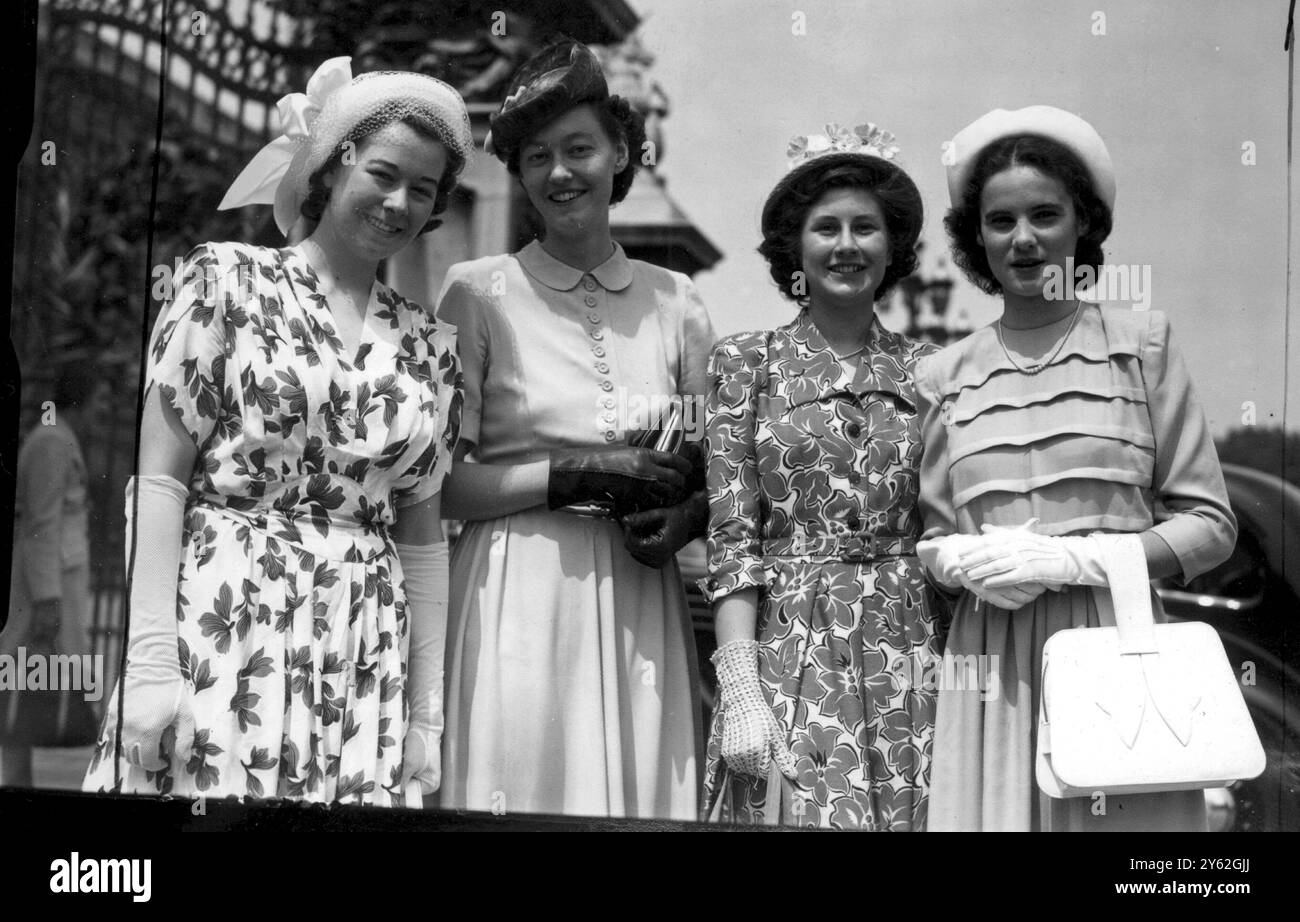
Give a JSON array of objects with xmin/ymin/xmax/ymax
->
[
  {"xmin": 706, "ymin": 762, "xmax": 798, "ymax": 825},
  {"xmin": 1093, "ymin": 533, "xmax": 1158, "ymax": 655}
]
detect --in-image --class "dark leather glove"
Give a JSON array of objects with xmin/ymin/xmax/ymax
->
[
  {"xmin": 624, "ymin": 427, "xmax": 706, "ymax": 495},
  {"xmin": 680, "ymin": 438, "xmax": 706, "ymax": 494},
  {"xmin": 548, "ymin": 445, "xmax": 691, "ymax": 514},
  {"xmin": 621, "ymin": 491, "xmax": 708, "ymax": 568}
]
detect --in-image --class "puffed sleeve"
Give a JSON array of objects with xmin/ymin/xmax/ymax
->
[
  {"xmin": 391, "ymin": 317, "xmax": 463, "ymax": 508},
  {"xmin": 16, "ymin": 429, "xmax": 71, "ymax": 602},
  {"xmin": 703, "ymin": 334, "xmax": 769, "ymax": 603},
  {"xmin": 676, "ymin": 277, "xmax": 717, "ymax": 411},
  {"xmin": 434, "ymin": 263, "xmax": 487, "ymax": 448},
  {"xmin": 914, "ymin": 354, "xmax": 959, "ymax": 540},
  {"xmin": 1140, "ymin": 312, "xmax": 1237, "ymax": 581},
  {"xmin": 147, "ymin": 243, "xmax": 230, "ymax": 448}
]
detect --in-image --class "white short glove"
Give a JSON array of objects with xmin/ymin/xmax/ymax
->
[
  {"xmin": 712, "ymin": 639, "xmax": 798, "ymax": 781},
  {"xmin": 396, "ymin": 541, "xmax": 449, "ymax": 798},
  {"xmin": 103, "ymin": 475, "xmax": 195, "ymax": 771},
  {"xmin": 917, "ymin": 530, "xmax": 1048, "ymax": 611},
  {"xmin": 961, "ymin": 527, "xmax": 1115, "ymax": 589}
]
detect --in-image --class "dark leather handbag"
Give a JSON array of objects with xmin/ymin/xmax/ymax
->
[{"xmin": 563, "ymin": 402, "xmax": 693, "ymax": 518}]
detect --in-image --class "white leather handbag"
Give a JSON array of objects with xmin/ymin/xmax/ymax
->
[{"xmin": 1035, "ymin": 536, "xmax": 1266, "ymax": 798}]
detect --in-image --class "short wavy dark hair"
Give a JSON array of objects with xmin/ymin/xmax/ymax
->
[
  {"xmin": 503, "ymin": 96, "xmax": 646, "ymax": 207},
  {"xmin": 759, "ymin": 153, "xmax": 923, "ymax": 304},
  {"xmin": 301, "ymin": 114, "xmax": 466, "ymax": 235},
  {"xmin": 944, "ymin": 133, "xmax": 1113, "ymax": 295}
]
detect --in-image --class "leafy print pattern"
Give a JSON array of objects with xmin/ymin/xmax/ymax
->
[
  {"xmin": 703, "ymin": 312, "xmax": 942, "ymax": 830},
  {"xmin": 85, "ymin": 242, "xmax": 461, "ymax": 806}
]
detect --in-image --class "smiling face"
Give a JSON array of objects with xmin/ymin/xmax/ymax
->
[
  {"xmin": 798, "ymin": 186, "xmax": 893, "ymax": 312},
  {"xmin": 517, "ymin": 103, "xmax": 628, "ymax": 239},
  {"xmin": 978, "ymin": 164, "xmax": 1085, "ymax": 301},
  {"xmin": 320, "ymin": 121, "xmax": 449, "ymax": 262}
]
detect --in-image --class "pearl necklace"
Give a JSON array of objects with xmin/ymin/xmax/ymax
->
[{"xmin": 996, "ymin": 302, "xmax": 1083, "ymax": 375}]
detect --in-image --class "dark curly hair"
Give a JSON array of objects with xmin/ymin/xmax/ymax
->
[
  {"xmin": 504, "ymin": 95, "xmax": 646, "ymax": 207},
  {"xmin": 301, "ymin": 113, "xmax": 466, "ymax": 235},
  {"xmin": 944, "ymin": 133, "xmax": 1112, "ymax": 295},
  {"xmin": 759, "ymin": 153, "xmax": 923, "ymax": 304}
]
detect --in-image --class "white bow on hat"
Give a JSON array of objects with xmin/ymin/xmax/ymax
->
[{"xmin": 218, "ymin": 56, "xmax": 354, "ymax": 233}]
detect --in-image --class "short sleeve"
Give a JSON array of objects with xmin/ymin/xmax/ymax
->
[
  {"xmin": 147, "ymin": 243, "xmax": 230, "ymax": 448},
  {"xmin": 704, "ymin": 333, "xmax": 768, "ymax": 602},
  {"xmin": 392, "ymin": 318, "xmax": 463, "ymax": 509},
  {"xmin": 1139, "ymin": 312, "xmax": 1237, "ymax": 581},
  {"xmin": 676, "ymin": 277, "xmax": 717, "ymax": 410},
  {"xmin": 434, "ymin": 264, "xmax": 488, "ymax": 448}
]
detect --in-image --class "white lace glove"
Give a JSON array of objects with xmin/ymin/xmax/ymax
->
[
  {"xmin": 961, "ymin": 526, "xmax": 1117, "ymax": 589},
  {"xmin": 396, "ymin": 541, "xmax": 449, "ymax": 797},
  {"xmin": 712, "ymin": 639, "xmax": 798, "ymax": 781},
  {"xmin": 917, "ymin": 532, "xmax": 1048, "ymax": 611},
  {"xmin": 103, "ymin": 475, "xmax": 195, "ymax": 771}
]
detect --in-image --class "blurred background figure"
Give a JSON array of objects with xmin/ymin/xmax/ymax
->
[{"xmin": 1, "ymin": 364, "xmax": 111, "ymax": 786}]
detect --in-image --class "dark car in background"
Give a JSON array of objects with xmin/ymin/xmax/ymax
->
[
  {"xmin": 1157, "ymin": 464, "xmax": 1300, "ymax": 831},
  {"xmin": 680, "ymin": 461, "xmax": 1300, "ymax": 831}
]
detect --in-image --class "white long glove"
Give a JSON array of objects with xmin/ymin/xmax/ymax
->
[
  {"xmin": 917, "ymin": 532, "xmax": 1048, "ymax": 611},
  {"xmin": 712, "ymin": 639, "xmax": 798, "ymax": 781},
  {"xmin": 103, "ymin": 474, "xmax": 195, "ymax": 771},
  {"xmin": 960, "ymin": 526, "xmax": 1118, "ymax": 589},
  {"xmin": 395, "ymin": 541, "xmax": 449, "ymax": 796}
]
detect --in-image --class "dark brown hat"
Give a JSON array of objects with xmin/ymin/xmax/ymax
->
[{"xmin": 484, "ymin": 40, "xmax": 609, "ymax": 165}]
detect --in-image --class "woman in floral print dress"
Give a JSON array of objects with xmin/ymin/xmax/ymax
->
[
  {"xmin": 702, "ymin": 124, "xmax": 943, "ymax": 830},
  {"xmin": 84, "ymin": 62, "xmax": 472, "ymax": 804}
]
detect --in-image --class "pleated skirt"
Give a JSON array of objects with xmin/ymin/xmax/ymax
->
[
  {"xmin": 928, "ymin": 584, "xmax": 1207, "ymax": 831},
  {"xmin": 440, "ymin": 507, "xmax": 701, "ymax": 820}
]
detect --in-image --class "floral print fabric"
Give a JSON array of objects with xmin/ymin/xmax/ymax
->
[
  {"xmin": 84, "ymin": 242, "xmax": 461, "ymax": 805},
  {"xmin": 703, "ymin": 312, "xmax": 941, "ymax": 830}
]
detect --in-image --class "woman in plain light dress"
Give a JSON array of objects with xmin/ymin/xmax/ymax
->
[
  {"xmin": 436, "ymin": 41, "xmax": 714, "ymax": 819},
  {"xmin": 915, "ymin": 106, "xmax": 1236, "ymax": 831}
]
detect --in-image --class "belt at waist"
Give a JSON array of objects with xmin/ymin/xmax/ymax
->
[
  {"xmin": 189, "ymin": 498, "xmax": 393, "ymax": 564},
  {"xmin": 761, "ymin": 534, "xmax": 916, "ymax": 562}
]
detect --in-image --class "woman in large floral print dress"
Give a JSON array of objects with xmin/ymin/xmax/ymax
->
[
  {"xmin": 702, "ymin": 124, "xmax": 943, "ymax": 830},
  {"xmin": 83, "ymin": 60, "xmax": 472, "ymax": 805}
]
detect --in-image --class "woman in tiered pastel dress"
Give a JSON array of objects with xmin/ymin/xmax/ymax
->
[{"xmin": 915, "ymin": 106, "xmax": 1236, "ymax": 831}]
